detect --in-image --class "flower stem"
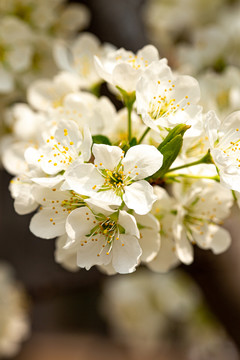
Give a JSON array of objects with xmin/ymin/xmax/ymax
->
[
  {"xmin": 138, "ymin": 127, "xmax": 150, "ymax": 144},
  {"xmin": 127, "ymin": 102, "xmax": 133, "ymax": 143},
  {"xmin": 165, "ymin": 149, "xmax": 214, "ymax": 173},
  {"xmin": 164, "ymin": 173, "xmax": 220, "ymax": 182},
  {"xmin": 115, "ymin": 86, "xmax": 136, "ymax": 144},
  {"xmin": 232, "ymin": 190, "xmax": 237, "ymax": 201}
]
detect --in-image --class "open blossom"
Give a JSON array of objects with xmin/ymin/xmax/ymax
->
[
  {"xmin": 52, "ymin": 92, "xmax": 117, "ymax": 136},
  {"xmin": 205, "ymin": 110, "xmax": 240, "ymax": 192},
  {"xmin": 65, "ymin": 205, "xmax": 142, "ymax": 274},
  {"xmin": 27, "ymin": 72, "xmax": 81, "ymax": 111},
  {"xmin": 29, "ymin": 186, "xmax": 86, "ymax": 239},
  {"xmin": 199, "ymin": 66, "xmax": 240, "ymax": 117},
  {"xmin": 54, "ymin": 33, "xmax": 113, "ymax": 90},
  {"xmin": 55, "ymin": 208, "xmax": 161, "ymax": 275},
  {"xmin": 31, "ymin": 118, "xmax": 92, "ymax": 178},
  {"xmin": 171, "ymin": 179, "xmax": 233, "ymax": 264},
  {"xmin": 94, "ymin": 45, "xmax": 161, "ymax": 93},
  {"xmin": 136, "ymin": 61, "xmax": 202, "ymax": 133},
  {"xmin": 63, "ymin": 143, "xmax": 163, "ymax": 215}
]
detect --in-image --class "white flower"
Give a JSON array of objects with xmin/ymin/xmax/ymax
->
[
  {"xmin": 52, "ymin": 91, "xmax": 117, "ymax": 136},
  {"xmin": 9, "ymin": 172, "xmax": 39, "ymax": 215},
  {"xmin": 134, "ymin": 212, "xmax": 160, "ymax": 263},
  {"xmin": 136, "ymin": 61, "xmax": 201, "ymax": 133},
  {"xmin": 29, "ymin": 186, "xmax": 86, "ymax": 239},
  {"xmin": 63, "ymin": 144, "xmax": 163, "ymax": 215},
  {"xmin": 65, "ymin": 205, "xmax": 142, "ymax": 274},
  {"xmin": 205, "ymin": 110, "xmax": 240, "ymax": 192},
  {"xmin": 27, "ymin": 72, "xmax": 80, "ymax": 111},
  {"xmin": 176, "ymin": 25, "xmax": 228, "ymax": 74},
  {"xmin": 0, "ymin": 16, "xmax": 33, "ymax": 93},
  {"xmin": 54, "ymin": 33, "xmax": 111, "ymax": 89},
  {"xmin": 33, "ymin": 119, "xmax": 92, "ymax": 177},
  {"xmin": 55, "ymin": 235, "xmax": 79, "ymax": 272},
  {"xmin": 94, "ymin": 45, "xmax": 160, "ymax": 93},
  {"xmin": 148, "ymin": 186, "xmax": 179, "ymax": 273},
  {"xmin": 199, "ymin": 66, "xmax": 240, "ymax": 117},
  {"xmin": 54, "ymin": 4, "xmax": 90, "ymax": 37},
  {"xmin": 172, "ymin": 179, "xmax": 233, "ymax": 264},
  {"xmin": 101, "ymin": 268, "xmax": 201, "ymax": 349},
  {"xmin": 0, "ymin": 262, "xmax": 30, "ymax": 358}
]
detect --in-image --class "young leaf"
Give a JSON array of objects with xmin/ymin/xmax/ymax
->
[
  {"xmin": 92, "ymin": 135, "xmax": 111, "ymax": 145},
  {"xmin": 158, "ymin": 124, "xmax": 190, "ymax": 151},
  {"xmin": 152, "ymin": 135, "xmax": 183, "ymax": 178}
]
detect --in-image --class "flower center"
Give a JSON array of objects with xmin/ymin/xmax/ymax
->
[{"xmin": 148, "ymin": 80, "xmax": 190, "ymax": 121}]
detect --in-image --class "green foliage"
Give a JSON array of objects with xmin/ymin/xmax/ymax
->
[
  {"xmin": 152, "ymin": 124, "xmax": 190, "ymax": 179},
  {"xmin": 92, "ymin": 135, "xmax": 111, "ymax": 146}
]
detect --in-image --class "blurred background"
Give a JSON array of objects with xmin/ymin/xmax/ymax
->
[{"xmin": 1, "ymin": 0, "xmax": 240, "ymax": 359}]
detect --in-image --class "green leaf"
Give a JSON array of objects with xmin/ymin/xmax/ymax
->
[
  {"xmin": 129, "ymin": 137, "xmax": 137, "ymax": 147},
  {"xmin": 92, "ymin": 135, "xmax": 111, "ymax": 146},
  {"xmin": 158, "ymin": 124, "xmax": 190, "ymax": 152},
  {"xmin": 152, "ymin": 135, "xmax": 183, "ymax": 178}
]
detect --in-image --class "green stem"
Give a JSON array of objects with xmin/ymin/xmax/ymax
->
[
  {"xmin": 165, "ymin": 150, "xmax": 214, "ymax": 173},
  {"xmin": 138, "ymin": 127, "xmax": 151, "ymax": 144},
  {"xmin": 127, "ymin": 103, "xmax": 133, "ymax": 143},
  {"xmin": 115, "ymin": 86, "xmax": 136, "ymax": 144},
  {"xmin": 232, "ymin": 190, "xmax": 237, "ymax": 201},
  {"xmin": 164, "ymin": 173, "xmax": 220, "ymax": 182}
]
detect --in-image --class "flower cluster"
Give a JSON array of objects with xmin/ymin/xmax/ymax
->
[
  {"xmin": 0, "ymin": 0, "xmax": 90, "ymax": 95},
  {"xmin": 3, "ymin": 36, "xmax": 240, "ymax": 275},
  {"xmin": 0, "ymin": 1, "xmax": 91, "ymax": 169}
]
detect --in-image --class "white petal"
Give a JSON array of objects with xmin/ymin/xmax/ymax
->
[
  {"xmin": 30, "ymin": 209, "xmax": 66, "ymax": 239},
  {"xmin": 209, "ymin": 226, "xmax": 231, "ymax": 254},
  {"xmin": 112, "ymin": 234, "xmax": 142, "ymax": 274},
  {"xmin": 118, "ymin": 210, "xmax": 139, "ymax": 238},
  {"xmin": 66, "ymin": 207, "xmax": 95, "ymax": 240},
  {"xmin": 123, "ymin": 180, "xmax": 157, "ymax": 215},
  {"xmin": 65, "ymin": 163, "xmax": 104, "ymax": 195},
  {"xmin": 113, "ymin": 63, "xmax": 139, "ymax": 92},
  {"xmin": 138, "ymin": 228, "xmax": 160, "ymax": 262},
  {"xmin": 123, "ymin": 145, "xmax": 163, "ymax": 180},
  {"xmin": 2, "ymin": 142, "xmax": 27, "ymax": 175},
  {"xmin": 147, "ymin": 237, "xmax": 179, "ymax": 273},
  {"xmin": 97, "ymin": 263, "xmax": 116, "ymax": 275},
  {"xmin": 134, "ymin": 213, "xmax": 160, "ymax": 262},
  {"xmin": 55, "ymin": 235, "xmax": 79, "ymax": 272},
  {"xmin": 77, "ymin": 235, "xmax": 112, "ymax": 270},
  {"xmin": 32, "ymin": 175, "xmax": 64, "ymax": 188},
  {"xmin": 174, "ymin": 223, "xmax": 193, "ymax": 265},
  {"xmin": 194, "ymin": 224, "xmax": 231, "ymax": 254},
  {"xmin": 92, "ymin": 144, "xmax": 123, "ymax": 170}
]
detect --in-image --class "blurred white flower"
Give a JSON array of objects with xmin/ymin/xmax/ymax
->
[
  {"xmin": 101, "ymin": 268, "xmax": 201, "ymax": 349},
  {"xmin": 54, "ymin": 33, "xmax": 113, "ymax": 90},
  {"xmin": 0, "ymin": 262, "xmax": 30, "ymax": 358}
]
